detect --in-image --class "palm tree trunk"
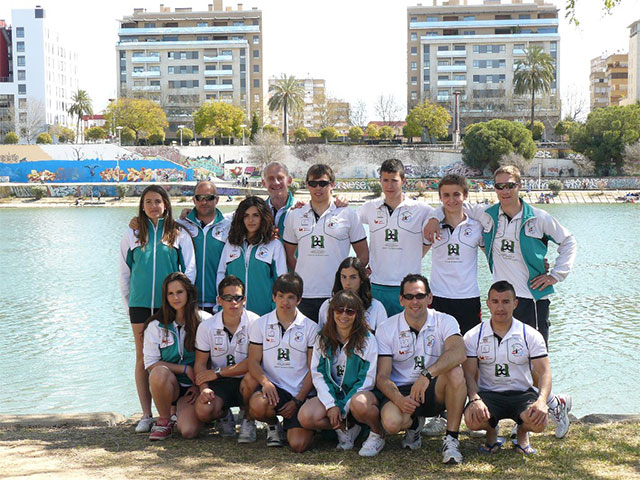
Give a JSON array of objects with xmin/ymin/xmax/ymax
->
[
  {"xmin": 530, "ymin": 90, "xmax": 535, "ymax": 134},
  {"xmin": 283, "ymin": 98, "xmax": 288, "ymax": 145}
]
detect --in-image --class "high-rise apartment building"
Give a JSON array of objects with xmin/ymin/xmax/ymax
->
[
  {"xmin": 0, "ymin": 7, "xmax": 79, "ymax": 141},
  {"xmin": 622, "ymin": 19, "xmax": 639, "ymax": 106},
  {"xmin": 589, "ymin": 55, "xmax": 608, "ymax": 111},
  {"xmin": 407, "ymin": 0, "xmax": 560, "ymax": 132},
  {"xmin": 590, "ymin": 53, "xmax": 628, "ymax": 110},
  {"xmin": 116, "ymin": 1, "xmax": 263, "ymax": 136}
]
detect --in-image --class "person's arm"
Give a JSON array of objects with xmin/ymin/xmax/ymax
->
[
  {"xmin": 310, "ymin": 341, "xmax": 339, "ymax": 411},
  {"xmin": 530, "ymin": 214, "xmax": 577, "ymax": 290},
  {"xmin": 283, "ymin": 241, "xmax": 298, "ymax": 271},
  {"xmin": 273, "ymin": 241, "xmax": 288, "ymax": 276},
  {"xmin": 119, "ymin": 233, "xmax": 132, "ymax": 309},
  {"xmin": 216, "ymin": 242, "xmax": 230, "ymax": 291},
  {"xmin": 525, "ymin": 356, "xmax": 552, "ymax": 426},
  {"xmin": 342, "ymin": 337, "xmax": 378, "ymax": 413},
  {"xmin": 144, "ymin": 326, "xmax": 195, "ymax": 382},
  {"xmin": 376, "ymin": 355, "xmax": 419, "ymax": 414},
  {"xmin": 462, "ymin": 356, "xmax": 491, "ymax": 425},
  {"xmin": 178, "ymin": 229, "xmax": 197, "ymax": 283},
  {"xmin": 352, "ymin": 238, "xmax": 369, "ymax": 267}
]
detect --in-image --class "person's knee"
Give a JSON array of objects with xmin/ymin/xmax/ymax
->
[
  {"xmin": 194, "ymin": 401, "xmax": 219, "ymax": 423},
  {"xmin": 149, "ymin": 365, "xmax": 172, "ymax": 386},
  {"xmin": 288, "ymin": 431, "xmax": 313, "ymax": 453},
  {"xmin": 297, "ymin": 406, "xmax": 315, "ymax": 430},
  {"xmin": 381, "ymin": 409, "xmax": 404, "ymax": 434},
  {"xmin": 463, "ymin": 412, "xmax": 484, "ymax": 431},
  {"xmin": 521, "ymin": 420, "xmax": 545, "ymax": 434},
  {"xmin": 446, "ymin": 366, "xmax": 466, "ymax": 389},
  {"xmin": 249, "ymin": 393, "xmax": 269, "ymax": 420},
  {"xmin": 179, "ymin": 424, "xmax": 201, "ymax": 439}
]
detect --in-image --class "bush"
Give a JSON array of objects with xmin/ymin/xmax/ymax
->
[
  {"xmin": 319, "ymin": 127, "xmax": 338, "ymax": 142},
  {"xmin": 148, "ymin": 133, "xmax": 165, "ymax": 145},
  {"xmin": 369, "ymin": 181, "xmax": 382, "ymax": 196},
  {"xmin": 288, "ymin": 181, "xmax": 299, "ymax": 196},
  {"xmin": 548, "ymin": 180, "xmax": 563, "ymax": 195},
  {"xmin": 293, "ymin": 127, "xmax": 310, "ymax": 144},
  {"xmin": 115, "ymin": 185, "xmax": 128, "ymax": 199},
  {"xmin": 32, "ymin": 186, "xmax": 47, "ymax": 200},
  {"xmin": 348, "ymin": 126, "xmax": 363, "ymax": 142},
  {"xmin": 366, "ymin": 124, "xmax": 380, "ymax": 139},
  {"xmin": 3, "ymin": 131, "xmax": 18, "ymax": 144},
  {"xmin": 180, "ymin": 127, "xmax": 194, "ymax": 143},
  {"xmin": 379, "ymin": 126, "xmax": 394, "ymax": 140},
  {"xmin": 525, "ymin": 121, "xmax": 545, "ymax": 141},
  {"xmin": 36, "ymin": 133, "xmax": 53, "ymax": 144},
  {"xmin": 262, "ymin": 125, "xmax": 280, "ymax": 135},
  {"xmin": 86, "ymin": 126, "xmax": 107, "ymax": 141}
]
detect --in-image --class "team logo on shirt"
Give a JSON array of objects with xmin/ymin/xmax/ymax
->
[
  {"xmin": 336, "ymin": 365, "xmax": 345, "ymax": 376},
  {"xmin": 463, "ymin": 228, "xmax": 473, "ymax": 237},
  {"xmin": 293, "ymin": 331, "xmax": 304, "ymax": 342},
  {"xmin": 448, "ymin": 244, "xmax": 460, "ymax": 256},
  {"xmin": 256, "ymin": 246, "xmax": 269, "ymax": 259},
  {"xmin": 511, "ymin": 343, "xmax": 524, "ymax": 357},
  {"xmin": 327, "ymin": 217, "xmax": 339, "ymax": 229},
  {"xmin": 501, "ymin": 240, "xmax": 515, "ymax": 253},
  {"xmin": 413, "ymin": 356, "xmax": 425, "ymax": 370},
  {"xmin": 495, "ymin": 364, "xmax": 510, "ymax": 377},
  {"xmin": 385, "ymin": 229, "xmax": 399, "ymax": 242},
  {"xmin": 277, "ymin": 348, "xmax": 290, "ymax": 361},
  {"xmin": 400, "ymin": 211, "xmax": 412, "ymax": 223},
  {"xmin": 184, "ymin": 223, "xmax": 199, "ymax": 237},
  {"xmin": 425, "ymin": 335, "xmax": 435, "ymax": 348},
  {"xmin": 226, "ymin": 354, "xmax": 236, "ymax": 366},
  {"xmin": 311, "ymin": 235, "xmax": 325, "ymax": 248}
]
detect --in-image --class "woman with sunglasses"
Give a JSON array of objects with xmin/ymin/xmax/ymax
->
[
  {"xmin": 217, "ymin": 196, "xmax": 287, "ymax": 315},
  {"xmin": 143, "ymin": 272, "xmax": 209, "ymax": 440},
  {"xmin": 317, "ymin": 257, "xmax": 387, "ymax": 331},
  {"xmin": 299, "ymin": 290, "xmax": 385, "ymax": 456},
  {"xmin": 120, "ymin": 185, "xmax": 196, "ymax": 433}
]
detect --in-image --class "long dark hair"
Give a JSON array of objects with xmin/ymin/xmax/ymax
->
[
  {"xmin": 331, "ymin": 257, "xmax": 372, "ymax": 309},
  {"xmin": 228, "ymin": 196, "xmax": 275, "ymax": 246},
  {"xmin": 144, "ymin": 272, "xmax": 200, "ymax": 352},
  {"xmin": 319, "ymin": 290, "xmax": 369, "ymax": 357},
  {"xmin": 136, "ymin": 185, "xmax": 179, "ymax": 248}
]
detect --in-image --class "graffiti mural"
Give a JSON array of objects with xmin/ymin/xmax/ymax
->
[{"xmin": 522, "ymin": 177, "xmax": 640, "ymax": 190}]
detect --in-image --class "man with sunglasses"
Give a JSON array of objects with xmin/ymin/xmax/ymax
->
[
  {"xmin": 376, "ymin": 274, "xmax": 467, "ymax": 464},
  {"xmin": 283, "ymin": 164, "xmax": 368, "ymax": 322},
  {"xmin": 194, "ymin": 275, "xmax": 260, "ymax": 441}
]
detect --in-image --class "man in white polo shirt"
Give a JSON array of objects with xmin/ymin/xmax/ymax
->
[
  {"xmin": 246, "ymin": 272, "xmax": 319, "ymax": 452},
  {"xmin": 283, "ymin": 164, "xmax": 368, "ymax": 323},
  {"xmin": 376, "ymin": 274, "xmax": 467, "ymax": 465},
  {"xmin": 463, "ymin": 281, "xmax": 552, "ymax": 455},
  {"xmin": 358, "ymin": 158, "xmax": 433, "ymax": 317}
]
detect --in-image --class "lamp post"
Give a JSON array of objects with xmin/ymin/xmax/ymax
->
[
  {"xmin": 116, "ymin": 126, "xmax": 123, "ymax": 184},
  {"xmin": 178, "ymin": 124, "xmax": 185, "ymax": 146},
  {"xmin": 240, "ymin": 124, "xmax": 247, "ymax": 146}
]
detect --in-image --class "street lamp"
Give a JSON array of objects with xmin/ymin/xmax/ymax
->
[
  {"xmin": 116, "ymin": 126, "xmax": 123, "ymax": 184},
  {"xmin": 178, "ymin": 125, "xmax": 185, "ymax": 146},
  {"xmin": 116, "ymin": 126, "xmax": 123, "ymax": 146},
  {"xmin": 240, "ymin": 124, "xmax": 247, "ymax": 146}
]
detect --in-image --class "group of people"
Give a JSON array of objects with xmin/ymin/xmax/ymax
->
[{"xmin": 119, "ymin": 158, "xmax": 577, "ymax": 463}]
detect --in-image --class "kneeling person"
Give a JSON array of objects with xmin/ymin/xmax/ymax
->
[{"xmin": 376, "ymin": 274, "xmax": 467, "ymax": 464}]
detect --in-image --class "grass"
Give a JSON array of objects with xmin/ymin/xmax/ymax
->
[{"xmin": 1, "ymin": 421, "xmax": 639, "ymax": 479}]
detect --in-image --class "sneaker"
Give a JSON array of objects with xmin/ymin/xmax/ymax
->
[
  {"xmin": 359, "ymin": 431, "xmax": 386, "ymax": 457},
  {"xmin": 422, "ymin": 416, "xmax": 447, "ymax": 436},
  {"xmin": 217, "ymin": 409, "xmax": 236, "ymax": 437},
  {"xmin": 238, "ymin": 418, "xmax": 257, "ymax": 444},
  {"xmin": 266, "ymin": 423, "xmax": 284, "ymax": 447},
  {"xmin": 402, "ymin": 417, "xmax": 425, "ymax": 450},
  {"xmin": 148, "ymin": 419, "xmax": 172, "ymax": 441},
  {"xmin": 442, "ymin": 435, "xmax": 463, "ymax": 464},
  {"xmin": 336, "ymin": 424, "xmax": 362, "ymax": 451},
  {"xmin": 135, "ymin": 415, "xmax": 154, "ymax": 433},
  {"xmin": 550, "ymin": 394, "xmax": 572, "ymax": 439},
  {"xmin": 510, "ymin": 423, "xmax": 518, "ymax": 439}
]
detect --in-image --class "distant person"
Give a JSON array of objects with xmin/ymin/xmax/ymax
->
[
  {"xmin": 143, "ymin": 273, "xmax": 208, "ymax": 440},
  {"xmin": 120, "ymin": 185, "xmax": 196, "ymax": 434}
]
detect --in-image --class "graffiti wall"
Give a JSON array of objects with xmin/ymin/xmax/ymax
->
[
  {"xmin": 9, "ymin": 184, "xmax": 252, "ymax": 198},
  {"xmin": 521, "ymin": 177, "xmax": 640, "ymax": 190}
]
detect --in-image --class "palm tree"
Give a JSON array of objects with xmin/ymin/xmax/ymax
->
[
  {"xmin": 513, "ymin": 46, "xmax": 555, "ymax": 135},
  {"xmin": 267, "ymin": 74, "xmax": 304, "ymax": 144},
  {"xmin": 67, "ymin": 90, "xmax": 93, "ymax": 143}
]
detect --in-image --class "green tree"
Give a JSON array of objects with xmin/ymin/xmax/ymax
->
[
  {"xmin": 105, "ymin": 98, "xmax": 168, "ymax": 143},
  {"xmin": 570, "ymin": 104, "xmax": 640, "ymax": 175},
  {"xmin": 565, "ymin": 0, "xmax": 622, "ymax": 25},
  {"xmin": 548, "ymin": 180, "xmax": 563, "ymax": 195},
  {"xmin": 4, "ymin": 131, "xmax": 18, "ymax": 144},
  {"xmin": 267, "ymin": 74, "xmax": 304, "ymax": 144},
  {"xmin": 462, "ymin": 119, "xmax": 537, "ymax": 172},
  {"xmin": 554, "ymin": 120, "xmax": 580, "ymax": 140},
  {"xmin": 319, "ymin": 126, "xmax": 338, "ymax": 143},
  {"xmin": 67, "ymin": 89, "xmax": 93, "ymax": 142},
  {"xmin": 148, "ymin": 132, "xmax": 165, "ymax": 145},
  {"xmin": 379, "ymin": 126, "xmax": 394, "ymax": 140},
  {"xmin": 405, "ymin": 100, "xmax": 451, "ymax": 142},
  {"xmin": 513, "ymin": 47, "xmax": 555, "ymax": 135},
  {"xmin": 120, "ymin": 127, "xmax": 136, "ymax": 145},
  {"xmin": 36, "ymin": 132, "xmax": 52, "ymax": 144},
  {"xmin": 180, "ymin": 127, "xmax": 194, "ymax": 143},
  {"xmin": 366, "ymin": 124, "xmax": 380, "ymax": 139},
  {"xmin": 293, "ymin": 127, "xmax": 310, "ymax": 143},
  {"xmin": 250, "ymin": 112, "xmax": 260, "ymax": 141},
  {"xmin": 86, "ymin": 126, "xmax": 108, "ymax": 141},
  {"xmin": 525, "ymin": 120, "xmax": 545, "ymax": 141},
  {"xmin": 115, "ymin": 184, "xmax": 128, "ymax": 199},
  {"xmin": 263, "ymin": 125, "xmax": 280, "ymax": 135},
  {"xmin": 403, "ymin": 122, "xmax": 422, "ymax": 143},
  {"xmin": 193, "ymin": 101, "xmax": 245, "ymax": 142},
  {"xmin": 348, "ymin": 126, "xmax": 363, "ymax": 142},
  {"xmin": 32, "ymin": 186, "xmax": 46, "ymax": 200}
]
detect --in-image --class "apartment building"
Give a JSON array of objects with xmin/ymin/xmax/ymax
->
[
  {"xmin": 407, "ymin": 0, "xmax": 560, "ymax": 132},
  {"xmin": 589, "ymin": 55, "xmax": 608, "ymax": 111},
  {"xmin": 622, "ymin": 19, "xmax": 639, "ymax": 106},
  {"xmin": 590, "ymin": 53, "xmax": 628, "ymax": 110},
  {"xmin": 116, "ymin": 1, "xmax": 262, "ymax": 136},
  {"xmin": 0, "ymin": 7, "xmax": 79, "ymax": 140}
]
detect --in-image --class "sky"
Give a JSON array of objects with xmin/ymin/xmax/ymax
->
[{"xmin": 2, "ymin": 0, "xmax": 639, "ymax": 121}]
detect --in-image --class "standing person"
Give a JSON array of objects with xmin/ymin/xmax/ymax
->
[
  {"xmin": 217, "ymin": 196, "xmax": 287, "ymax": 316},
  {"xmin": 193, "ymin": 275, "xmax": 260, "ymax": 441},
  {"xmin": 246, "ymin": 273, "xmax": 318, "ymax": 452},
  {"xmin": 358, "ymin": 159, "xmax": 434, "ymax": 317},
  {"xmin": 143, "ymin": 273, "xmax": 208, "ymax": 440},
  {"xmin": 299, "ymin": 290, "xmax": 385, "ymax": 457},
  {"xmin": 283, "ymin": 164, "xmax": 368, "ymax": 322},
  {"xmin": 375, "ymin": 274, "xmax": 467, "ymax": 465},
  {"xmin": 120, "ymin": 185, "xmax": 196, "ymax": 433},
  {"xmin": 317, "ymin": 257, "xmax": 387, "ymax": 332}
]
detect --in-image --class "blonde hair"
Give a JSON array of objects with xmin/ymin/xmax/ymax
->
[{"xmin": 493, "ymin": 165, "xmax": 521, "ymax": 183}]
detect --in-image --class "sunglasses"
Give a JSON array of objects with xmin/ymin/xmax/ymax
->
[
  {"xmin": 494, "ymin": 182, "xmax": 520, "ymax": 191},
  {"xmin": 307, "ymin": 180, "xmax": 331, "ymax": 188},
  {"xmin": 334, "ymin": 306, "xmax": 357, "ymax": 316},
  {"xmin": 401, "ymin": 293, "xmax": 428, "ymax": 300},
  {"xmin": 194, "ymin": 194, "xmax": 218, "ymax": 202},
  {"xmin": 219, "ymin": 294, "xmax": 245, "ymax": 302}
]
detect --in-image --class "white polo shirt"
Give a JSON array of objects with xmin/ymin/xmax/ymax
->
[
  {"xmin": 464, "ymin": 318, "xmax": 547, "ymax": 392},
  {"xmin": 426, "ymin": 216, "xmax": 483, "ymax": 299},
  {"xmin": 358, "ymin": 198, "xmax": 433, "ymax": 286},
  {"xmin": 195, "ymin": 309, "xmax": 260, "ymax": 377},
  {"xmin": 249, "ymin": 309, "xmax": 319, "ymax": 395},
  {"xmin": 376, "ymin": 309, "xmax": 460, "ymax": 387},
  {"xmin": 283, "ymin": 202, "xmax": 367, "ymax": 298},
  {"xmin": 317, "ymin": 297, "xmax": 388, "ymax": 332}
]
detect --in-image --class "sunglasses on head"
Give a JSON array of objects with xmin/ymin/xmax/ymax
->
[
  {"xmin": 334, "ymin": 306, "xmax": 357, "ymax": 316},
  {"xmin": 307, "ymin": 180, "xmax": 331, "ymax": 188},
  {"xmin": 194, "ymin": 194, "xmax": 218, "ymax": 202},
  {"xmin": 494, "ymin": 182, "xmax": 520, "ymax": 191},
  {"xmin": 401, "ymin": 293, "xmax": 428, "ymax": 300},
  {"xmin": 219, "ymin": 294, "xmax": 245, "ymax": 302}
]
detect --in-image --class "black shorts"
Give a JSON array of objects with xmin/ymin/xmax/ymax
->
[
  {"xmin": 514, "ymin": 298, "xmax": 550, "ymax": 346},
  {"xmin": 477, "ymin": 389, "xmax": 538, "ymax": 428},
  {"xmin": 382, "ymin": 379, "xmax": 445, "ymax": 419},
  {"xmin": 200, "ymin": 305, "xmax": 216, "ymax": 315},
  {"xmin": 258, "ymin": 385, "xmax": 304, "ymax": 430},
  {"xmin": 430, "ymin": 296, "xmax": 481, "ymax": 335},
  {"xmin": 208, "ymin": 377, "xmax": 243, "ymax": 408},
  {"xmin": 129, "ymin": 307, "xmax": 153, "ymax": 324},
  {"xmin": 172, "ymin": 384, "xmax": 192, "ymax": 406},
  {"xmin": 298, "ymin": 297, "xmax": 329, "ymax": 323}
]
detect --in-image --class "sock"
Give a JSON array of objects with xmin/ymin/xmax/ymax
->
[
  {"xmin": 546, "ymin": 393, "xmax": 558, "ymax": 410},
  {"xmin": 410, "ymin": 417, "xmax": 420, "ymax": 430},
  {"xmin": 446, "ymin": 430, "xmax": 459, "ymax": 439}
]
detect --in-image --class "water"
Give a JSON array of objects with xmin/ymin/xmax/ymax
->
[{"xmin": 0, "ymin": 204, "xmax": 638, "ymax": 417}]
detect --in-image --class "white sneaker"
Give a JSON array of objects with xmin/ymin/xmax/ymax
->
[
  {"xmin": 238, "ymin": 418, "xmax": 257, "ymax": 444},
  {"xmin": 135, "ymin": 415, "xmax": 154, "ymax": 433},
  {"xmin": 510, "ymin": 423, "xmax": 518, "ymax": 439},
  {"xmin": 422, "ymin": 416, "xmax": 447, "ymax": 436},
  {"xmin": 335, "ymin": 424, "xmax": 361, "ymax": 451},
  {"xmin": 442, "ymin": 435, "xmax": 463, "ymax": 464},
  {"xmin": 266, "ymin": 423, "xmax": 284, "ymax": 447},
  {"xmin": 217, "ymin": 409, "xmax": 236, "ymax": 437},
  {"xmin": 359, "ymin": 431, "xmax": 385, "ymax": 457},
  {"xmin": 402, "ymin": 417, "xmax": 425, "ymax": 450},
  {"xmin": 550, "ymin": 394, "xmax": 572, "ymax": 439}
]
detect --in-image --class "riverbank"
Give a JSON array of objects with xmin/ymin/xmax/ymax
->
[{"xmin": 1, "ymin": 414, "xmax": 638, "ymax": 479}]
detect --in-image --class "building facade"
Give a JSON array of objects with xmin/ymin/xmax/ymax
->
[
  {"xmin": 407, "ymin": 0, "xmax": 560, "ymax": 132},
  {"xmin": 622, "ymin": 20, "xmax": 639, "ymax": 106},
  {"xmin": 116, "ymin": 1, "xmax": 263, "ymax": 137},
  {"xmin": 0, "ymin": 7, "xmax": 79, "ymax": 141},
  {"xmin": 590, "ymin": 53, "xmax": 628, "ymax": 110}
]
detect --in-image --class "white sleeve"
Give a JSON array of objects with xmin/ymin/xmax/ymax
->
[
  {"xmin": 463, "ymin": 328, "xmax": 479, "ymax": 358},
  {"xmin": 216, "ymin": 242, "xmax": 231, "ymax": 292},
  {"xmin": 178, "ymin": 229, "xmax": 196, "ymax": 283},
  {"xmin": 143, "ymin": 323, "xmax": 162, "ymax": 369},
  {"xmin": 317, "ymin": 300, "xmax": 330, "ymax": 329},
  {"xmin": 119, "ymin": 231, "xmax": 132, "ymax": 309},
  {"xmin": 348, "ymin": 208, "xmax": 367, "ymax": 242},
  {"xmin": 527, "ymin": 326, "xmax": 548, "ymax": 358},
  {"xmin": 543, "ymin": 213, "xmax": 577, "ymax": 282},
  {"xmin": 273, "ymin": 241, "xmax": 288, "ymax": 276},
  {"xmin": 463, "ymin": 201, "xmax": 491, "ymax": 221},
  {"xmin": 369, "ymin": 301, "xmax": 388, "ymax": 332},
  {"xmin": 306, "ymin": 319, "xmax": 319, "ymax": 348},
  {"xmin": 249, "ymin": 315, "xmax": 265, "ymax": 344},
  {"xmin": 282, "ymin": 211, "xmax": 297, "ymax": 244},
  {"xmin": 358, "ymin": 336, "xmax": 378, "ymax": 392},
  {"xmin": 195, "ymin": 319, "xmax": 211, "ymax": 352},
  {"xmin": 310, "ymin": 339, "xmax": 336, "ymax": 410},
  {"xmin": 357, "ymin": 202, "xmax": 369, "ymax": 225},
  {"xmin": 375, "ymin": 325, "xmax": 393, "ymax": 356},
  {"xmin": 439, "ymin": 312, "xmax": 462, "ymax": 343}
]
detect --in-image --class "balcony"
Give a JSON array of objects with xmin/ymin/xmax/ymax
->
[
  {"xmin": 437, "ymin": 80, "xmax": 467, "ymax": 87},
  {"xmin": 203, "ymin": 55, "xmax": 233, "ymax": 62},
  {"xmin": 132, "ymin": 56, "xmax": 161, "ymax": 63},
  {"xmin": 436, "ymin": 50, "xmax": 467, "ymax": 58},
  {"xmin": 410, "ymin": 18, "xmax": 558, "ymax": 30},
  {"xmin": 513, "ymin": 49, "xmax": 526, "ymax": 55},
  {"xmin": 131, "ymin": 85, "xmax": 161, "ymax": 91},
  {"xmin": 132, "ymin": 71, "xmax": 161, "ymax": 78},
  {"xmin": 423, "ymin": 33, "xmax": 558, "ymax": 42},
  {"xmin": 437, "ymin": 65, "xmax": 467, "ymax": 73},
  {"xmin": 119, "ymin": 25, "xmax": 259, "ymax": 36},
  {"xmin": 204, "ymin": 84, "xmax": 233, "ymax": 91},
  {"xmin": 204, "ymin": 70, "xmax": 233, "ymax": 77},
  {"xmin": 117, "ymin": 39, "xmax": 247, "ymax": 48}
]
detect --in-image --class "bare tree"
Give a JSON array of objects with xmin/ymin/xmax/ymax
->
[
  {"xmin": 249, "ymin": 130, "xmax": 286, "ymax": 168},
  {"xmin": 623, "ymin": 141, "xmax": 640, "ymax": 175},
  {"xmin": 314, "ymin": 92, "xmax": 343, "ymax": 129},
  {"xmin": 561, "ymin": 85, "xmax": 587, "ymax": 122},
  {"xmin": 374, "ymin": 94, "xmax": 402, "ymax": 126},
  {"xmin": 0, "ymin": 96, "xmax": 15, "ymax": 136},
  {"xmin": 499, "ymin": 152, "xmax": 534, "ymax": 174},
  {"xmin": 19, "ymin": 97, "xmax": 46, "ymax": 144},
  {"xmin": 350, "ymin": 99, "xmax": 368, "ymax": 128}
]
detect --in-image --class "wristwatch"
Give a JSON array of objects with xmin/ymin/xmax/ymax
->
[
  {"xmin": 293, "ymin": 397, "xmax": 304, "ymax": 408},
  {"xmin": 214, "ymin": 367, "xmax": 222, "ymax": 378},
  {"xmin": 420, "ymin": 368, "xmax": 434, "ymax": 381}
]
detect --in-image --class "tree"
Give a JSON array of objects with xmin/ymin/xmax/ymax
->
[
  {"xmin": 120, "ymin": 127, "xmax": 136, "ymax": 145},
  {"xmin": 513, "ymin": 46, "xmax": 555, "ymax": 135},
  {"xmin": 548, "ymin": 180, "xmax": 563, "ymax": 195},
  {"xmin": 403, "ymin": 123, "xmax": 422, "ymax": 143},
  {"xmin": 148, "ymin": 132, "xmax": 165, "ymax": 145},
  {"xmin": 348, "ymin": 126, "xmax": 363, "ymax": 142},
  {"xmin": 366, "ymin": 124, "xmax": 380, "ymax": 139},
  {"xmin": 36, "ymin": 132, "xmax": 52, "ymax": 144},
  {"xmin": 623, "ymin": 141, "xmax": 640, "ymax": 175},
  {"xmin": 250, "ymin": 112, "xmax": 260, "ymax": 141},
  {"xmin": 379, "ymin": 126, "xmax": 394, "ymax": 140},
  {"xmin": 51, "ymin": 125, "xmax": 75, "ymax": 143},
  {"xmin": 319, "ymin": 126, "xmax": 338, "ymax": 143},
  {"xmin": 86, "ymin": 126, "xmax": 108, "ymax": 142},
  {"xmin": 67, "ymin": 90, "xmax": 93, "ymax": 143},
  {"xmin": 249, "ymin": 130, "xmax": 286, "ymax": 168},
  {"xmin": 499, "ymin": 151, "xmax": 534, "ymax": 173},
  {"xmin": 267, "ymin": 74, "xmax": 305, "ymax": 144},
  {"xmin": 19, "ymin": 97, "xmax": 46, "ymax": 144},
  {"xmin": 105, "ymin": 98, "xmax": 168, "ymax": 143},
  {"xmin": 181, "ymin": 127, "xmax": 194, "ymax": 143},
  {"xmin": 565, "ymin": 0, "xmax": 623, "ymax": 25},
  {"xmin": 4, "ymin": 131, "xmax": 18, "ymax": 144},
  {"xmin": 525, "ymin": 120, "xmax": 545, "ymax": 141},
  {"xmin": 561, "ymin": 85, "xmax": 587, "ymax": 122},
  {"xmin": 293, "ymin": 127, "xmax": 310, "ymax": 143},
  {"xmin": 350, "ymin": 99, "xmax": 368, "ymax": 128},
  {"xmin": 462, "ymin": 119, "xmax": 537, "ymax": 172},
  {"xmin": 193, "ymin": 101, "xmax": 244, "ymax": 143},
  {"xmin": 570, "ymin": 104, "xmax": 640, "ymax": 175},
  {"xmin": 554, "ymin": 120, "xmax": 580, "ymax": 141},
  {"xmin": 374, "ymin": 94, "xmax": 402, "ymax": 126},
  {"xmin": 262, "ymin": 124, "xmax": 280, "ymax": 135},
  {"xmin": 405, "ymin": 100, "xmax": 452, "ymax": 143}
]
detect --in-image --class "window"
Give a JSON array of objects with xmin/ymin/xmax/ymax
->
[
  {"xmin": 144, "ymin": 22, "xmax": 156, "ymax": 28},
  {"xmin": 411, "ymin": 32, "xmax": 417, "ymax": 41},
  {"xmin": 197, "ymin": 22, "xmax": 208, "ymax": 27},
  {"xmin": 426, "ymin": 16, "xmax": 437, "ymax": 22},
  {"xmin": 463, "ymin": 16, "xmax": 475, "ymax": 21},
  {"xmin": 438, "ymin": 75, "xmax": 449, "ymax": 80},
  {"xmin": 411, "ymin": 62, "xmax": 417, "ymax": 70},
  {"xmin": 233, "ymin": 21, "xmax": 245, "ymax": 26},
  {"xmin": 253, "ymin": 79, "xmax": 260, "ymax": 88},
  {"xmin": 454, "ymin": 75, "xmax": 465, "ymax": 81},
  {"xmin": 438, "ymin": 46, "xmax": 448, "ymax": 51},
  {"xmin": 19, "ymin": 98, "xmax": 27, "ymax": 109},
  {"xmin": 519, "ymin": 14, "xmax": 531, "ymax": 19},
  {"xmin": 18, "ymin": 70, "xmax": 26, "ymax": 81},
  {"xmin": 464, "ymin": 31, "xmax": 475, "ymax": 35},
  {"xmin": 411, "ymin": 91, "xmax": 417, "ymax": 100},
  {"xmin": 18, "ymin": 84, "xmax": 26, "ymax": 95},
  {"xmin": 197, "ymin": 36, "xmax": 209, "ymax": 41},
  {"xmin": 438, "ymin": 60, "xmax": 449, "ymax": 66},
  {"xmin": 16, "ymin": 42, "xmax": 25, "ymax": 52},
  {"xmin": 411, "ymin": 47, "xmax": 417, "ymax": 55},
  {"xmin": 253, "ymin": 64, "xmax": 259, "ymax": 73},
  {"xmin": 411, "ymin": 76, "xmax": 418, "ymax": 85},
  {"xmin": 411, "ymin": 16, "xmax": 418, "ymax": 22},
  {"xmin": 253, "ymin": 35, "xmax": 259, "ymax": 44},
  {"xmin": 17, "ymin": 56, "xmax": 25, "ymax": 66},
  {"xmin": 454, "ymin": 45, "xmax": 465, "ymax": 51},
  {"xmin": 206, "ymin": 79, "xmax": 217, "ymax": 85},
  {"xmin": 222, "ymin": 79, "xmax": 232, "ymax": 85},
  {"xmin": 16, "ymin": 27, "xmax": 24, "ymax": 38},
  {"xmin": 163, "ymin": 35, "xmax": 179, "ymax": 41},
  {"xmin": 253, "ymin": 50, "xmax": 259, "ymax": 58},
  {"xmin": 150, "ymin": 80, "xmax": 160, "ymax": 86},
  {"xmin": 254, "ymin": 94, "xmax": 260, "ymax": 102},
  {"xmin": 222, "ymin": 49, "xmax": 232, "ymax": 56}
]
